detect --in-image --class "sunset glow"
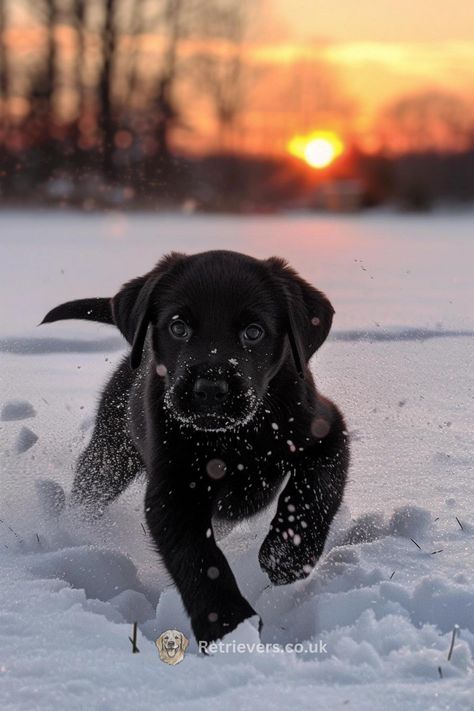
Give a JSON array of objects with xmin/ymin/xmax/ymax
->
[
  {"xmin": 287, "ymin": 132, "xmax": 345, "ymax": 169},
  {"xmin": 1, "ymin": 2, "xmax": 474, "ymax": 157}
]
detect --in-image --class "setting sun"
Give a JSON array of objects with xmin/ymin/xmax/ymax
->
[{"xmin": 287, "ymin": 131, "xmax": 345, "ymax": 169}]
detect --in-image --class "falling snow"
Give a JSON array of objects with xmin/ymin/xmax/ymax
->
[{"xmin": 156, "ymin": 364, "xmax": 167, "ymax": 377}]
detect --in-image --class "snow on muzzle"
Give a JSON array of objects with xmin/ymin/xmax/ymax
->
[{"xmin": 163, "ymin": 364, "xmax": 260, "ymax": 432}]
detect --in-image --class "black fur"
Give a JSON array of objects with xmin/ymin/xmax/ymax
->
[
  {"xmin": 41, "ymin": 297, "xmax": 113, "ymax": 326},
  {"xmin": 42, "ymin": 250, "xmax": 349, "ymax": 644}
]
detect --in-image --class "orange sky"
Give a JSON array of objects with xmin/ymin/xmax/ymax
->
[
  {"xmin": 248, "ymin": 0, "xmax": 474, "ymax": 150},
  {"xmin": 274, "ymin": 0, "xmax": 474, "ymax": 42},
  {"xmin": 172, "ymin": 0, "xmax": 474, "ymax": 155},
  {"xmin": 4, "ymin": 0, "xmax": 474, "ymax": 157}
]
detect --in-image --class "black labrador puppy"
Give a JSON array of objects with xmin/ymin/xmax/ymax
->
[{"xmin": 42, "ymin": 250, "xmax": 349, "ymax": 643}]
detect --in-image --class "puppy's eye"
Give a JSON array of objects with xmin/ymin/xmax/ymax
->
[
  {"xmin": 242, "ymin": 323, "xmax": 264, "ymax": 343},
  {"xmin": 169, "ymin": 319, "xmax": 190, "ymax": 339}
]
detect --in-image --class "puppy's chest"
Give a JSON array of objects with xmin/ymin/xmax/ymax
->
[
  {"xmin": 171, "ymin": 439, "xmax": 279, "ymax": 480},
  {"xmin": 182, "ymin": 443, "xmax": 283, "ymax": 520},
  {"xmin": 170, "ymin": 421, "xmax": 306, "ymax": 485}
]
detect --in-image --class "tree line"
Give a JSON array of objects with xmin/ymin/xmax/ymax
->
[
  {"xmin": 1, "ymin": 1, "xmax": 474, "ymax": 210},
  {"xmin": 0, "ymin": 0, "xmax": 252, "ymax": 203}
]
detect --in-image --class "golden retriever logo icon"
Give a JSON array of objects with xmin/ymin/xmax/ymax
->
[{"xmin": 155, "ymin": 629, "xmax": 189, "ymax": 665}]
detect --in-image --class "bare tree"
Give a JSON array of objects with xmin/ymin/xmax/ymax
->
[
  {"xmin": 378, "ymin": 90, "xmax": 474, "ymax": 154},
  {"xmin": 72, "ymin": 0, "xmax": 86, "ymax": 141},
  {"xmin": 0, "ymin": 0, "xmax": 8, "ymax": 131},
  {"xmin": 154, "ymin": 0, "xmax": 183, "ymax": 160},
  {"xmin": 192, "ymin": 0, "xmax": 249, "ymax": 151},
  {"xmin": 38, "ymin": 0, "xmax": 58, "ymax": 122},
  {"xmin": 147, "ymin": 0, "xmax": 245, "ymax": 160},
  {"xmin": 123, "ymin": 0, "xmax": 146, "ymax": 111},
  {"xmin": 23, "ymin": 0, "xmax": 60, "ymax": 178},
  {"xmin": 98, "ymin": 0, "xmax": 118, "ymax": 178}
]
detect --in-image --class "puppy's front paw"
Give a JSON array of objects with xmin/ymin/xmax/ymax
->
[
  {"xmin": 192, "ymin": 595, "xmax": 257, "ymax": 646},
  {"xmin": 258, "ymin": 531, "xmax": 321, "ymax": 585}
]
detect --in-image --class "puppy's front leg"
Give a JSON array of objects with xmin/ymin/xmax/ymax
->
[
  {"xmin": 145, "ymin": 481, "xmax": 257, "ymax": 644},
  {"xmin": 259, "ymin": 426, "xmax": 349, "ymax": 585}
]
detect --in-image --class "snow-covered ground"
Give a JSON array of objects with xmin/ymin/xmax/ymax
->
[{"xmin": 1, "ymin": 210, "xmax": 473, "ymax": 710}]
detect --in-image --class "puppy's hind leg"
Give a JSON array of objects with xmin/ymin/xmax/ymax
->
[
  {"xmin": 71, "ymin": 358, "xmax": 144, "ymax": 518},
  {"xmin": 71, "ymin": 425, "xmax": 143, "ymax": 518}
]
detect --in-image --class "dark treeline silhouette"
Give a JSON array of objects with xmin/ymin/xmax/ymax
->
[
  {"xmin": 0, "ymin": 1, "xmax": 473, "ymax": 212},
  {"xmin": 0, "ymin": 0, "xmax": 256, "ymax": 209}
]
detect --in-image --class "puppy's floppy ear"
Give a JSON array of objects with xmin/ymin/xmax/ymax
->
[
  {"xmin": 179, "ymin": 633, "xmax": 189, "ymax": 652},
  {"xmin": 112, "ymin": 252, "xmax": 186, "ymax": 369},
  {"xmin": 155, "ymin": 634, "xmax": 165, "ymax": 653},
  {"xmin": 266, "ymin": 256, "xmax": 335, "ymax": 376}
]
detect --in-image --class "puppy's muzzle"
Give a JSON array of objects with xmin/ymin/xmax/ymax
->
[{"xmin": 164, "ymin": 363, "xmax": 260, "ymax": 432}]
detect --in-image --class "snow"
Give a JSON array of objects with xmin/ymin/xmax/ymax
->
[
  {"xmin": 1, "ymin": 400, "xmax": 37, "ymax": 421},
  {"xmin": 14, "ymin": 426, "xmax": 39, "ymax": 454},
  {"xmin": 0, "ymin": 209, "xmax": 473, "ymax": 709}
]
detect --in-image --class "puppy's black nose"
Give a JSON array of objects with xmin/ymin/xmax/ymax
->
[{"xmin": 193, "ymin": 378, "xmax": 229, "ymax": 404}]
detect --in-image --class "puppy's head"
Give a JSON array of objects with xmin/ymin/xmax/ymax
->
[{"xmin": 112, "ymin": 251, "xmax": 334, "ymax": 432}]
